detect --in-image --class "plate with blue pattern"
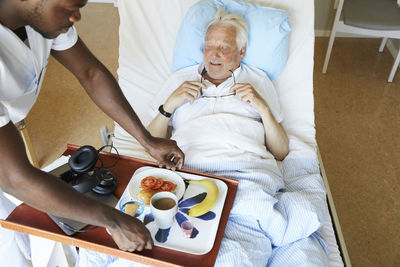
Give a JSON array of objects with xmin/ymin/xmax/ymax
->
[{"xmin": 117, "ymin": 166, "xmax": 228, "ymax": 255}]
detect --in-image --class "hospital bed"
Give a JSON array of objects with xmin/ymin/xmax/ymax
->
[{"xmin": 109, "ymin": 0, "xmax": 350, "ymax": 266}]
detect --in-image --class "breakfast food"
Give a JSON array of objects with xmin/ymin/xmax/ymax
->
[
  {"xmin": 140, "ymin": 176, "xmax": 177, "ymax": 192},
  {"xmin": 138, "ymin": 176, "xmax": 177, "ymax": 205},
  {"xmin": 140, "ymin": 176, "xmax": 158, "ymax": 190},
  {"xmin": 124, "ymin": 203, "xmax": 139, "ymax": 216},
  {"xmin": 188, "ymin": 179, "xmax": 219, "ymax": 217},
  {"xmin": 138, "ymin": 188, "xmax": 158, "ymax": 205}
]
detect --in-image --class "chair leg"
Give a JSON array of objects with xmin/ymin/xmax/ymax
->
[
  {"xmin": 15, "ymin": 120, "xmax": 40, "ymax": 168},
  {"xmin": 322, "ymin": 29, "xmax": 337, "ymax": 74},
  {"xmin": 323, "ymin": 0, "xmax": 344, "ymax": 74},
  {"xmin": 388, "ymin": 49, "xmax": 400, "ymax": 82},
  {"xmin": 379, "ymin": 37, "xmax": 388, "ymax": 53}
]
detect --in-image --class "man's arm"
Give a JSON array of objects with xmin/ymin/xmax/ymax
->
[
  {"xmin": 0, "ymin": 122, "xmax": 152, "ymax": 251},
  {"xmin": 51, "ymin": 37, "xmax": 183, "ymax": 169},
  {"xmin": 147, "ymin": 113, "xmax": 173, "ymax": 139},
  {"xmin": 147, "ymin": 80, "xmax": 204, "ymax": 138},
  {"xmin": 258, "ymin": 108, "xmax": 289, "ymax": 161},
  {"xmin": 230, "ymin": 83, "xmax": 289, "ymax": 161}
]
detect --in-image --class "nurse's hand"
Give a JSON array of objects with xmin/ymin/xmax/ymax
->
[
  {"xmin": 145, "ymin": 136, "xmax": 185, "ymax": 170},
  {"xmin": 163, "ymin": 81, "xmax": 206, "ymax": 113},
  {"xmin": 107, "ymin": 209, "xmax": 153, "ymax": 252}
]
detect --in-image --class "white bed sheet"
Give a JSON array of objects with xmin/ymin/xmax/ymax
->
[{"xmin": 112, "ymin": 0, "xmax": 343, "ymax": 266}]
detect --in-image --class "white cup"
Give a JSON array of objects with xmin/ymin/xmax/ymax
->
[{"xmin": 150, "ymin": 191, "xmax": 178, "ymax": 229}]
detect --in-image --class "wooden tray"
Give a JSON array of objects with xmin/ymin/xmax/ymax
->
[{"xmin": 0, "ymin": 144, "xmax": 239, "ymax": 267}]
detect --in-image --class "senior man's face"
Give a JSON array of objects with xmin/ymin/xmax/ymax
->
[
  {"xmin": 203, "ymin": 24, "xmax": 246, "ymax": 81},
  {"xmin": 26, "ymin": 0, "xmax": 87, "ymax": 39}
]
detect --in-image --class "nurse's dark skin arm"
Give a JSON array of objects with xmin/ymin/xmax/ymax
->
[
  {"xmin": 51, "ymin": 37, "xmax": 185, "ymax": 170},
  {"xmin": 0, "ymin": 122, "xmax": 152, "ymax": 251}
]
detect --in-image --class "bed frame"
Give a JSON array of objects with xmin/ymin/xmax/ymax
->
[
  {"xmin": 318, "ymin": 147, "xmax": 352, "ymax": 266},
  {"xmin": 110, "ymin": 0, "xmax": 352, "ymax": 265}
]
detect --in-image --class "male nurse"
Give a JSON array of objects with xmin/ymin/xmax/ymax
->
[{"xmin": 0, "ymin": 0, "xmax": 185, "ymax": 263}]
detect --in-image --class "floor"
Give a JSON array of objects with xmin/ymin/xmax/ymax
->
[
  {"xmin": 24, "ymin": 4, "xmax": 117, "ymax": 166},
  {"xmin": 25, "ymin": 3, "xmax": 399, "ymax": 267},
  {"xmin": 314, "ymin": 39, "xmax": 400, "ymax": 267}
]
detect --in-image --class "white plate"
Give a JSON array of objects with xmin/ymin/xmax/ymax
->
[{"xmin": 128, "ymin": 168, "xmax": 185, "ymax": 202}]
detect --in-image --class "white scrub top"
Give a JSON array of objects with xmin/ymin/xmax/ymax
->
[
  {"xmin": 0, "ymin": 24, "xmax": 78, "ymax": 265},
  {"xmin": 0, "ymin": 24, "xmax": 78, "ymax": 127}
]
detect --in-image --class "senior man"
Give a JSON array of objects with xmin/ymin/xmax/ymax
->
[
  {"xmin": 0, "ymin": 0, "xmax": 185, "ymax": 263},
  {"xmin": 148, "ymin": 8, "xmax": 289, "ymax": 162},
  {"xmin": 145, "ymin": 7, "xmax": 327, "ymax": 267}
]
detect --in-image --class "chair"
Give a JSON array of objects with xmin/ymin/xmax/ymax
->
[
  {"xmin": 322, "ymin": 0, "xmax": 400, "ymax": 82},
  {"xmin": 15, "ymin": 120, "xmax": 39, "ymax": 168}
]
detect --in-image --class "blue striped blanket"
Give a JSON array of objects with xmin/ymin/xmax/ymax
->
[{"xmin": 77, "ymin": 158, "xmax": 329, "ymax": 267}]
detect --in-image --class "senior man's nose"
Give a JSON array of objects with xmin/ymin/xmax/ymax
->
[{"xmin": 210, "ymin": 49, "xmax": 222, "ymax": 58}]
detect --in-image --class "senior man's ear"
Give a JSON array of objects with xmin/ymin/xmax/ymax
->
[{"xmin": 239, "ymin": 44, "xmax": 247, "ymax": 60}]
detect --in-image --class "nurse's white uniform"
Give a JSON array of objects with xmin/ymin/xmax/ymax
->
[{"xmin": 0, "ymin": 24, "xmax": 78, "ymax": 266}]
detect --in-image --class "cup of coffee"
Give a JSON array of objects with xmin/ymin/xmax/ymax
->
[{"xmin": 150, "ymin": 191, "xmax": 178, "ymax": 229}]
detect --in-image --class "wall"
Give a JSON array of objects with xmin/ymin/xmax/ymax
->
[
  {"xmin": 314, "ymin": 0, "xmax": 400, "ymax": 59},
  {"xmin": 86, "ymin": 0, "xmax": 399, "ymax": 61},
  {"xmin": 315, "ymin": 0, "xmax": 335, "ymax": 34}
]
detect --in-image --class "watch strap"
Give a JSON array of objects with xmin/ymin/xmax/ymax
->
[{"xmin": 158, "ymin": 105, "xmax": 172, "ymax": 118}]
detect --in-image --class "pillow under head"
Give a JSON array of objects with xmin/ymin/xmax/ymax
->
[{"xmin": 172, "ymin": 0, "xmax": 291, "ymax": 81}]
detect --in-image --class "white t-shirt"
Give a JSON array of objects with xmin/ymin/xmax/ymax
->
[
  {"xmin": 0, "ymin": 24, "xmax": 78, "ymax": 265},
  {"xmin": 151, "ymin": 63, "xmax": 283, "ymax": 166},
  {"xmin": 0, "ymin": 24, "xmax": 78, "ymax": 127}
]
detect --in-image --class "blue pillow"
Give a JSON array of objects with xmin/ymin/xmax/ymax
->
[{"xmin": 172, "ymin": 0, "xmax": 291, "ymax": 81}]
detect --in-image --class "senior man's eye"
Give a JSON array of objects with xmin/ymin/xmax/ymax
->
[
  {"xmin": 220, "ymin": 46, "xmax": 232, "ymax": 53},
  {"xmin": 204, "ymin": 44, "xmax": 214, "ymax": 51}
]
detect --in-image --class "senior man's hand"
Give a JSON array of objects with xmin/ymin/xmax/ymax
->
[
  {"xmin": 230, "ymin": 83, "xmax": 268, "ymax": 112},
  {"xmin": 146, "ymin": 136, "xmax": 185, "ymax": 171},
  {"xmin": 163, "ymin": 81, "xmax": 206, "ymax": 113},
  {"xmin": 107, "ymin": 209, "xmax": 153, "ymax": 252}
]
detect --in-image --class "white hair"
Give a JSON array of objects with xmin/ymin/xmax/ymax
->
[{"xmin": 204, "ymin": 7, "xmax": 248, "ymax": 50}]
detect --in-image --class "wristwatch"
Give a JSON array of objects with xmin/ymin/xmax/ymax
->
[{"xmin": 158, "ymin": 105, "xmax": 172, "ymax": 118}]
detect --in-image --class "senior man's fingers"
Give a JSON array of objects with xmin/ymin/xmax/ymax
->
[
  {"xmin": 183, "ymin": 90, "xmax": 200, "ymax": 103},
  {"xmin": 230, "ymin": 83, "xmax": 245, "ymax": 94},
  {"xmin": 241, "ymin": 95, "xmax": 252, "ymax": 104},
  {"xmin": 230, "ymin": 83, "xmax": 254, "ymax": 93},
  {"xmin": 190, "ymin": 81, "xmax": 207, "ymax": 89},
  {"xmin": 182, "ymin": 82, "xmax": 202, "ymax": 93}
]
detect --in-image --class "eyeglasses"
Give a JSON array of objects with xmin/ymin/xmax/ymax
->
[{"xmin": 200, "ymin": 69, "xmax": 236, "ymax": 98}]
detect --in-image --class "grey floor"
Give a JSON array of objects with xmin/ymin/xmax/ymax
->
[{"xmin": 25, "ymin": 3, "xmax": 400, "ymax": 267}]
